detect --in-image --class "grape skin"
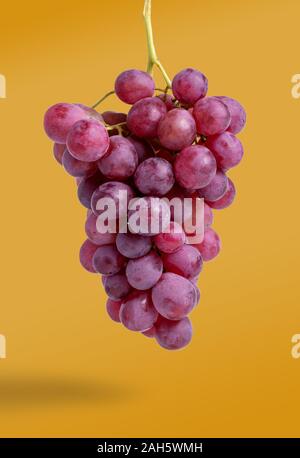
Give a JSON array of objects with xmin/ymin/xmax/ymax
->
[
  {"xmin": 92, "ymin": 244, "xmax": 126, "ymax": 275},
  {"xmin": 194, "ymin": 228, "xmax": 221, "ymax": 261},
  {"xmin": 206, "ymin": 178, "xmax": 236, "ymax": 209},
  {"xmin": 206, "ymin": 132, "xmax": 243, "ymax": 170},
  {"xmin": 77, "ymin": 172, "xmax": 103, "ymax": 209},
  {"xmin": 98, "ymin": 135, "xmax": 138, "ymax": 180},
  {"xmin": 102, "ymin": 111, "xmax": 127, "ymax": 125},
  {"xmin": 116, "ymin": 233, "xmax": 152, "ymax": 259},
  {"xmin": 127, "ymin": 97, "xmax": 167, "ymax": 138},
  {"xmin": 172, "ymin": 68, "xmax": 208, "ymax": 105},
  {"xmin": 44, "ymin": 103, "xmax": 88, "ymax": 144},
  {"xmin": 126, "ymin": 251, "xmax": 163, "ymax": 290},
  {"xmin": 193, "ymin": 97, "xmax": 231, "ymax": 136},
  {"xmin": 162, "ymin": 244, "xmax": 203, "ymax": 279},
  {"xmin": 155, "ymin": 316, "xmax": 192, "ymax": 350},
  {"xmin": 115, "ymin": 69, "xmax": 155, "ymax": 104},
  {"xmin": 85, "ymin": 212, "xmax": 116, "ymax": 245},
  {"xmin": 216, "ymin": 96, "xmax": 246, "ymax": 134},
  {"xmin": 104, "ymin": 272, "xmax": 132, "ymax": 300},
  {"xmin": 142, "ymin": 326, "xmax": 156, "ymax": 338},
  {"xmin": 154, "ymin": 222, "xmax": 186, "ymax": 254},
  {"xmin": 198, "ymin": 169, "xmax": 228, "ymax": 202},
  {"xmin": 157, "ymin": 108, "xmax": 196, "ymax": 151},
  {"xmin": 134, "ymin": 157, "xmax": 175, "ymax": 197},
  {"xmin": 62, "ymin": 149, "xmax": 98, "ymax": 178},
  {"xmin": 120, "ymin": 291, "xmax": 158, "ymax": 332},
  {"xmin": 79, "ymin": 239, "xmax": 99, "ymax": 273},
  {"xmin": 106, "ymin": 298, "xmax": 122, "ymax": 323},
  {"xmin": 67, "ymin": 119, "xmax": 109, "ymax": 162},
  {"xmin": 53, "ymin": 143, "xmax": 66, "ymax": 164},
  {"xmin": 152, "ymin": 272, "xmax": 197, "ymax": 320},
  {"xmin": 174, "ymin": 145, "xmax": 217, "ymax": 190}
]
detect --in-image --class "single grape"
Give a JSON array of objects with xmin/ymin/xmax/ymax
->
[
  {"xmin": 142, "ymin": 326, "xmax": 156, "ymax": 338},
  {"xmin": 79, "ymin": 239, "xmax": 99, "ymax": 273},
  {"xmin": 154, "ymin": 222, "xmax": 186, "ymax": 254},
  {"xmin": 104, "ymin": 272, "xmax": 132, "ymax": 300},
  {"xmin": 126, "ymin": 251, "xmax": 163, "ymax": 290},
  {"xmin": 62, "ymin": 149, "xmax": 98, "ymax": 177},
  {"xmin": 44, "ymin": 103, "xmax": 88, "ymax": 143},
  {"xmin": 155, "ymin": 316, "xmax": 192, "ymax": 350},
  {"xmin": 116, "ymin": 233, "xmax": 152, "ymax": 259},
  {"xmin": 172, "ymin": 68, "xmax": 208, "ymax": 105},
  {"xmin": 194, "ymin": 227, "xmax": 221, "ymax": 261},
  {"xmin": 101, "ymin": 111, "xmax": 127, "ymax": 125},
  {"xmin": 85, "ymin": 212, "xmax": 116, "ymax": 245},
  {"xmin": 106, "ymin": 298, "xmax": 122, "ymax": 323},
  {"xmin": 120, "ymin": 291, "xmax": 158, "ymax": 332},
  {"xmin": 127, "ymin": 97, "xmax": 167, "ymax": 138},
  {"xmin": 134, "ymin": 157, "xmax": 175, "ymax": 196},
  {"xmin": 115, "ymin": 69, "xmax": 155, "ymax": 104},
  {"xmin": 157, "ymin": 108, "xmax": 196, "ymax": 151},
  {"xmin": 53, "ymin": 143, "xmax": 66, "ymax": 164},
  {"xmin": 98, "ymin": 135, "xmax": 138, "ymax": 180},
  {"xmin": 77, "ymin": 172, "xmax": 103, "ymax": 209},
  {"xmin": 156, "ymin": 93, "xmax": 176, "ymax": 111},
  {"xmin": 92, "ymin": 244, "xmax": 126, "ymax": 275},
  {"xmin": 127, "ymin": 136, "xmax": 154, "ymax": 163},
  {"xmin": 128, "ymin": 196, "xmax": 170, "ymax": 236},
  {"xmin": 174, "ymin": 145, "xmax": 216, "ymax": 190},
  {"xmin": 152, "ymin": 272, "xmax": 197, "ymax": 320},
  {"xmin": 91, "ymin": 181, "xmax": 134, "ymax": 225},
  {"xmin": 206, "ymin": 177, "xmax": 236, "ymax": 209},
  {"xmin": 162, "ymin": 244, "xmax": 203, "ymax": 279},
  {"xmin": 206, "ymin": 132, "xmax": 243, "ymax": 170},
  {"xmin": 216, "ymin": 96, "xmax": 246, "ymax": 134},
  {"xmin": 67, "ymin": 119, "xmax": 109, "ymax": 162},
  {"xmin": 193, "ymin": 97, "xmax": 231, "ymax": 136},
  {"xmin": 198, "ymin": 169, "xmax": 228, "ymax": 202}
]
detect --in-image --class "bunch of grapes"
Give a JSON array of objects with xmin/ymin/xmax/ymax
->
[{"xmin": 44, "ymin": 2, "xmax": 245, "ymax": 350}]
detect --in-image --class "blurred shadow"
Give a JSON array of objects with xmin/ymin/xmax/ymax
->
[{"xmin": 0, "ymin": 376, "xmax": 131, "ymax": 409}]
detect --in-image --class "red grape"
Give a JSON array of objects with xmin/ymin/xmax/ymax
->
[
  {"xmin": 53, "ymin": 143, "xmax": 66, "ymax": 164},
  {"xmin": 174, "ymin": 145, "xmax": 216, "ymax": 190},
  {"xmin": 154, "ymin": 221, "xmax": 185, "ymax": 253},
  {"xmin": 206, "ymin": 132, "xmax": 243, "ymax": 170},
  {"xmin": 172, "ymin": 68, "xmax": 208, "ymax": 105},
  {"xmin": 67, "ymin": 119, "xmax": 109, "ymax": 162},
  {"xmin": 126, "ymin": 251, "xmax": 163, "ymax": 290},
  {"xmin": 79, "ymin": 239, "xmax": 99, "ymax": 273},
  {"xmin": 198, "ymin": 169, "xmax": 228, "ymax": 202},
  {"xmin": 155, "ymin": 316, "xmax": 192, "ymax": 350},
  {"xmin": 104, "ymin": 272, "xmax": 132, "ymax": 300},
  {"xmin": 92, "ymin": 244, "xmax": 126, "ymax": 275},
  {"xmin": 194, "ymin": 227, "xmax": 221, "ymax": 261},
  {"xmin": 193, "ymin": 97, "xmax": 231, "ymax": 136},
  {"xmin": 116, "ymin": 233, "xmax": 152, "ymax": 259},
  {"xmin": 157, "ymin": 108, "xmax": 196, "ymax": 150},
  {"xmin": 120, "ymin": 291, "xmax": 158, "ymax": 332},
  {"xmin": 115, "ymin": 69, "xmax": 155, "ymax": 104},
  {"xmin": 85, "ymin": 212, "xmax": 116, "ymax": 245},
  {"xmin": 62, "ymin": 149, "xmax": 98, "ymax": 177},
  {"xmin": 152, "ymin": 272, "xmax": 197, "ymax": 320},
  {"xmin": 134, "ymin": 157, "xmax": 175, "ymax": 196},
  {"xmin": 106, "ymin": 299, "xmax": 122, "ymax": 323},
  {"xmin": 206, "ymin": 177, "xmax": 236, "ymax": 209},
  {"xmin": 127, "ymin": 97, "xmax": 167, "ymax": 138},
  {"xmin": 162, "ymin": 244, "xmax": 203, "ymax": 279},
  {"xmin": 98, "ymin": 135, "xmax": 138, "ymax": 180},
  {"xmin": 216, "ymin": 96, "xmax": 246, "ymax": 134}
]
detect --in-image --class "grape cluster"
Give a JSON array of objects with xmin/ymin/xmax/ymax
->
[{"xmin": 44, "ymin": 67, "xmax": 245, "ymax": 350}]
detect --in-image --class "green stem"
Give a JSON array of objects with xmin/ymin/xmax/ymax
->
[
  {"xmin": 92, "ymin": 90, "xmax": 115, "ymax": 109},
  {"xmin": 143, "ymin": 0, "xmax": 172, "ymax": 88}
]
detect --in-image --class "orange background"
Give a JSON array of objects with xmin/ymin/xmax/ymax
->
[{"xmin": 0, "ymin": 0, "xmax": 299, "ymax": 437}]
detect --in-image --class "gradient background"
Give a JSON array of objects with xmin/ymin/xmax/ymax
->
[{"xmin": 0, "ymin": 0, "xmax": 300, "ymax": 438}]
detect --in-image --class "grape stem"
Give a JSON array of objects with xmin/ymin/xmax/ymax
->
[
  {"xmin": 92, "ymin": 90, "xmax": 115, "ymax": 109},
  {"xmin": 143, "ymin": 0, "xmax": 172, "ymax": 89}
]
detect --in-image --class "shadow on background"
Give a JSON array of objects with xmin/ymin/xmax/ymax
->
[{"xmin": 0, "ymin": 376, "xmax": 131, "ymax": 409}]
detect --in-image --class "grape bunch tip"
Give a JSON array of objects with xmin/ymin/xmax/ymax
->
[{"xmin": 44, "ymin": 0, "xmax": 246, "ymax": 351}]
